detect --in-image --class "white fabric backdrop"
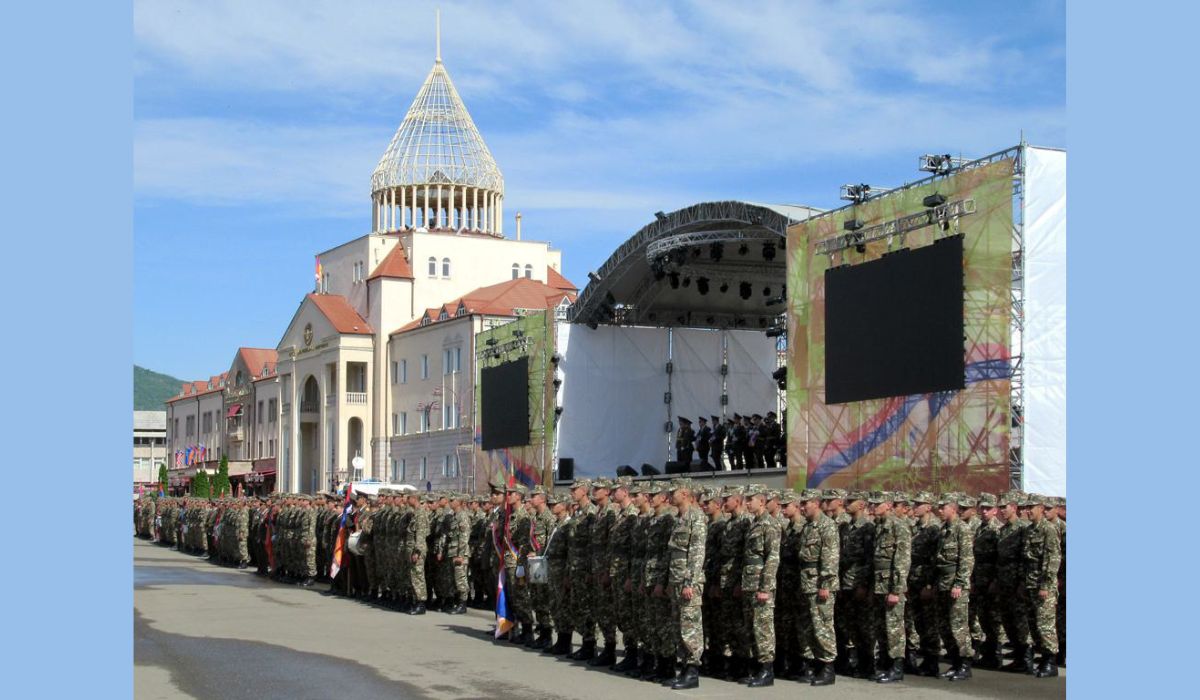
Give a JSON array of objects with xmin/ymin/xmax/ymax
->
[
  {"xmin": 672, "ymin": 329, "xmax": 725, "ymax": 425},
  {"xmin": 557, "ymin": 325, "xmax": 669, "ymax": 475},
  {"xmin": 1022, "ymin": 147, "xmax": 1067, "ymax": 496},
  {"xmin": 725, "ymin": 330, "xmax": 781, "ymax": 417}
]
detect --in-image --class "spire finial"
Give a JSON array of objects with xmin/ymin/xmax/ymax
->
[{"xmin": 435, "ymin": 9, "xmax": 442, "ymax": 63}]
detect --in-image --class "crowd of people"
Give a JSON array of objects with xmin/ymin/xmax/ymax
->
[
  {"xmin": 674, "ymin": 411, "xmax": 785, "ymax": 470},
  {"xmin": 134, "ymin": 478, "xmax": 1064, "ymax": 690}
]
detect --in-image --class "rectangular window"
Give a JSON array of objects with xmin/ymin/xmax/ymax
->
[
  {"xmin": 443, "ymin": 349, "xmax": 452, "ymax": 376},
  {"xmin": 442, "ymin": 454, "xmax": 451, "ymax": 477},
  {"xmin": 258, "ymin": 400, "xmax": 264, "ymax": 424},
  {"xmin": 420, "ymin": 354, "xmax": 429, "ymax": 379},
  {"xmin": 455, "ymin": 347, "xmax": 462, "ymax": 373},
  {"xmin": 257, "ymin": 441, "xmax": 262, "ymax": 458},
  {"xmin": 391, "ymin": 458, "xmax": 398, "ymax": 483},
  {"xmin": 420, "ymin": 456, "xmax": 427, "ymax": 481},
  {"xmin": 268, "ymin": 398, "xmax": 277, "ymax": 423},
  {"xmin": 269, "ymin": 438, "xmax": 275, "ymax": 457},
  {"xmin": 391, "ymin": 361, "xmax": 398, "ymax": 384},
  {"xmin": 400, "ymin": 359, "xmax": 408, "ymax": 383},
  {"xmin": 400, "ymin": 412, "xmax": 408, "ymax": 435},
  {"xmin": 400, "ymin": 458, "xmax": 407, "ymax": 482},
  {"xmin": 418, "ymin": 411, "xmax": 427, "ymax": 433}
]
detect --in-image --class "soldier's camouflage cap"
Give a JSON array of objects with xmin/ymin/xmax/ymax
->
[
  {"xmin": 696, "ymin": 487, "xmax": 715, "ymax": 502},
  {"xmin": 421, "ymin": 493, "xmax": 437, "ymax": 503},
  {"xmin": 958, "ymin": 494, "xmax": 978, "ymax": 509},
  {"xmin": 530, "ymin": 485, "xmax": 549, "ymax": 497},
  {"xmin": 507, "ymin": 483, "xmax": 529, "ymax": 496},
  {"xmin": 777, "ymin": 490, "xmax": 798, "ymax": 505},
  {"xmin": 570, "ymin": 478, "xmax": 593, "ymax": 491},
  {"xmin": 1018, "ymin": 493, "xmax": 1038, "ymax": 507},
  {"xmin": 378, "ymin": 488, "xmax": 394, "ymax": 496},
  {"xmin": 614, "ymin": 476, "xmax": 633, "ymax": 489},
  {"xmin": 744, "ymin": 483, "xmax": 769, "ymax": 498},
  {"xmin": 591, "ymin": 478, "xmax": 613, "ymax": 491},
  {"xmin": 627, "ymin": 481, "xmax": 645, "ymax": 495},
  {"xmin": 799, "ymin": 488, "xmax": 823, "ymax": 502},
  {"xmin": 977, "ymin": 492, "xmax": 998, "ymax": 507},
  {"xmin": 913, "ymin": 491, "xmax": 935, "ymax": 505},
  {"xmin": 668, "ymin": 478, "xmax": 693, "ymax": 492},
  {"xmin": 892, "ymin": 492, "xmax": 911, "ymax": 504},
  {"xmin": 846, "ymin": 490, "xmax": 868, "ymax": 503},
  {"xmin": 722, "ymin": 485, "xmax": 745, "ymax": 498},
  {"xmin": 867, "ymin": 491, "xmax": 890, "ymax": 504},
  {"xmin": 822, "ymin": 488, "xmax": 847, "ymax": 500},
  {"xmin": 936, "ymin": 492, "xmax": 958, "ymax": 506},
  {"xmin": 642, "ymin": 481, "xmax": 665, "ymax": 495}
]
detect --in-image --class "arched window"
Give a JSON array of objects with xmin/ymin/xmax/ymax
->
[
  {"xmin": 511, "ymin": 263, "xmax": 519, "ymax": 280},
  {"xmin": 442, "ymin": 257, "xmax": 451, "ymax": 277},
  {"xmin": 524, "ymin": 264, "xmax": 533, "ymax": 279},
  {"xmin": 428, "ymin": 257, "xmax": 437, "ymax": 277}
]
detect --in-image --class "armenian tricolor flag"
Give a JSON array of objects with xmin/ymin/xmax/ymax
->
[{"xmin": 329, "ymin": 484, "xmax": 355, "ymax": 579}]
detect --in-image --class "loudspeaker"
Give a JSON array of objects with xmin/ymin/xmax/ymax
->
[
  {"xmin": 558, "ymin": 458, "xmax": 575, "ymax": 482},
  {"xmin": 665, "ymin": 461, "xmax": 689, "ymax": 475},
  {"xmin": 615, "ymin": 465, "xmax": 637, "ymax": 478},
  {"xmin": 641, "ymin": 463, "xmax": 661, "ymax": 476},
  {"xmin": 689, "ymin": 461, "xmax": 713, "ymax": 474}
]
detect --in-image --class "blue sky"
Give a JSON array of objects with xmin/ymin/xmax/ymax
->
[{"xmin": 134, "ymin": 0, "xmax": 1064, "ymax": 381}]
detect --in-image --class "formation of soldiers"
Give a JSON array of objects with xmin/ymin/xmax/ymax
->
[
  {"xmin": 135, "ymin": 480, "xmax": 1065, "ymax": 690},
  {"xmin": 675, "ymin": 412, "xmax": 785, "ymax": 470}
]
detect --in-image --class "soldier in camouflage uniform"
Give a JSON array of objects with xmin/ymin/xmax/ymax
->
[
  {"xmin": 716, "ymin": 485, "xmax": 752, "ymax": 681},
  {"xmin": 608, "ymin": 479, "xmax": 642, "ymax": 671},
  {"xmin": 404, "ymin": 491, "xmax": 431, "ymax": 614},
  {"xmin": 996, "ymin": 491, "xmax": 1034, "ymax": 673},
  {"xmin": 1022, "ymin": 495, "xmax": 1062, "ymax": 678},
  {"xmin": 588, "ymin": 479, "xmax": 619, "ymax": 665},
  {"xmin": 544, "ymin": 491, "xmax": 573, "ymax": 654},
  {"xmin": 776, "ymin": 491, "xmax": 805, "ymax": 679},
  {"xmin": 907, "ymin": 491, "xmax": 941, "ymax": 676},
  {"xmin": 1047, "ymin": 496, "xmax": 1066, "ymax": 666},
  {"xmin": 840, "ymin": 491, "xmax": 875, "ymax": 678},
  {"xmin": 525, "ymin": 486, "xmax": 556, "ymax": 645},
  {"xmin": 566, "ymin": 478, "xmax": 598, "ymax": 659},
  {"xmin": 626, "ymin": 483, "xmax": 655, "ymax": 678},
  {"xmin": 699, "ymin": 487, "xmax": 727, "ymax": 677},
  {"xmin": 869, "ymin": 492, "xmax": 911, "ymax": 684},
  {"xmin": 933, "ymin": 494, "xmax": 975, "ymax": 681},
  {"xmin": 664, "ymin": 479, "xmax": 707, "ymax": 690},
  {"xmin": 796, "ymin": 488, "xmax": 839, "ymax": 686},
  {"xmin": 443, "ymin": 493, "xmax": 471, "ymax": 614},
  {"xmin": 640, "ymin": 481, "xmax": 678, "ymax": 682},
  {"xmin": 739, "ymin": 484, "xmax": 780, "ymax": 688},
  {"xmin": 972, "ymin": 493, "xmax": 1003, "ymax": 668}
]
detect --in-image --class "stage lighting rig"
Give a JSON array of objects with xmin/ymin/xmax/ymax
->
[
  {"xmin": 682, "ymin": 276, "xmax": 692, "ymax": 288},
  {"xmin": 669, "ymin": 272, "xmax": 680, "ymax": 289},
  {"xmin": 710, "ymin": 242, "xmax": 724, "ymax": 261},
  {"xmin": 588, "ymin": 271, "xmax": 602, "ymax": 283},
  {"xmin": 651, "ymin": 256, "xmax": 666, "ymax": 280},
  {"xmin": 762, "ymin": 242, "xmax": 777, "ymax": 261},
  {"xmin": 919, "ymin": 153, "xmax": 968, "ymax": 175},
  {"xmin": 485, "ymin": 338, "xmax": 498, "ymax": 346},
  {"xmin": 765, "ymin": 294, "xmax": 785, "ymax": 307},
  {"xmin": 696, "ymin": 277, "xmax": 710, "ymax": 295},
  {"xmin": 762, "ymin": 286, "xmax": 772, "ymax": 297},
  {"xmin": 844, "ymin": 219, "xmax": 864, "ymax": 231},
  {"xmin": 719, "ymin": 282, "xmax": 729, "ymax": 293},
  {"xmin": 739, "ymin": 281, "xmax": 752, "ymax": 300},
  {"xmin": 738, "ymin": 243, "xmax": 749, "ymax": 256},
  {"xmin": 772, "ymin": 366, "xmax": 787, "ymax": 382},
  {"xmin": 655, "ymin": 211, "xmax": 667, "ymax": 221},
  {"xmin": 923, "ymin": 193, "xmax": 947, "ymax": 208},
  {"xmin": 765, "ymin": 326, "xmax": 786, "ymax": 338},
  {"xmin": 551, "ymin": 353, "xmax": 561, "ymax": 364},
  {"xmin": 840, "ymin": 183, "xmax": 873, "ymax": 204},
  {"xmin": 513, "ymin": 329, "xmax": 525, "ymax": 338}
]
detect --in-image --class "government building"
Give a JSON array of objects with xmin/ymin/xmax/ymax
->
[{"xmin": 165, "ymin": 45, "xmax": 575, "ymax": 495}]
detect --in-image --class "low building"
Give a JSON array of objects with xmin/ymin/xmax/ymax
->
[{"xmin": 133, "ymin": 410, "xmax": 166, "ymax": 489}]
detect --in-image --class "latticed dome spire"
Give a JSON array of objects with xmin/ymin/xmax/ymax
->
[{"xmin": 370, "ymin": 60, "xmax": 504, "ymax": 195}]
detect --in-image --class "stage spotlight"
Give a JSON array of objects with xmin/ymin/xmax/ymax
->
[
  {"xmin": 705, "ymin": 316, "xmax": 715, "ymax": 325},
  {"xmin": 588, "ymin": 271, "xmax": 602, "ymax": 284},
  {"xmin": 710, "ymin": 242, "xmax": 724, "ymax": 261},
  {"xmin": 655, "ymin": 211, "xmax": 667, "ymax": 221},
  {"xmin": 553, "ymin": 377, "xmax": 562, "ymax": 388},
  {"xmin": 551, "ymin": 353, "xmax": 561, "ymax": 364},
  {"xmin": 670, "ymin": 248, "xmax": 687, "ymax": 266},
  {"xmin": 739, "ymin": 281, "xmax": 752, "ymax": 300},
  {"xmin": 772, "ymin": 366, "xmax": 787, "ymax": 381},
  {"xmin": 605, "ymin": 292, "xmax": 616, "ymax": 306},
  {"xmin": 765, "ymin": 295, "xmax": 785, "ymax": 307},
  {"xmin": 844, "ymin": 219, "xmax": 864, "ymax": 231},
  {"xmin": 586, "ymin": 320, "xmax": 598, "ymax": 330},
  {"xmin": 486, "ymin": 338, "xmax": 498, "ymax": 346},
  {"xmin": 762, "ymin": 242, "xmax": 776, "ymax": 261},
  {"xmin": 696, "ymin": 276, "xmax": 710, "ymax": 295},
  {"xmin": 855, "ymin": 243, "xmax": 867, "ymax": 254},
  {"xmin": 668, "ymin": 272, "xmax": 680, "ymax": 289},
  {"xmin": 555, "ymin": 406, "xmax": 564, "ymax": 416},
  {"xmin": 682, "ymin": 276, "xmax": 691, "ymax": 288},
  {"xmin": 919, "ymin": 153, "xmax": 955, "ymax": 175},
  {"xmin": 923, "ymin": 193, "xmax": 947, "ymax": 208},
  {"xmin": 762, "ymin": 286, "xmax": 771, "ymax": 297},
  {"xmin": 691, "ymin": 247, "xmax": 701, "ymax": 259},
  {"xmin": 738, "ymin": 243, "xmax": 749, "ymax": 256},
  {"xmin": 749, "ymin": 213, "xmax": 764, "ymax": 225},
  {"xmin": 765, "ymin": 327, "xmax": 786, "ymax": 338},
  {"xmin": 719, "ymin": 282, "xmax": 729, "ymax": 293}
]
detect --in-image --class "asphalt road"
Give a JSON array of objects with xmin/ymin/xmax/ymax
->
[{"xmin": 134, "ymin": 538, "xmax": 1065, "ymax": 699}]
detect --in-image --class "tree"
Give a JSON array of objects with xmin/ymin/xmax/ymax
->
[
  {"xmin": 191, "ymin": 469, "xmax": 211, "ymax": 499},
  {"xmin": 212, "ymin": 455, "xmax": 231, "ymax": 497},
  {"xmin": 156, "ymin": 463, "xmax": 168, "ymax": 493}
]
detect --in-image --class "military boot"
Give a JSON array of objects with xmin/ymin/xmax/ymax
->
[
  {"xmin": 671, "ymin": 664, "xmax": 700, "ymax": 690},
  {"xmin": 854, "ymin": 649, "xmax": 874, "ymax": 679},
  {"xmin": 738, "ymin": 660, "xmax": 760, "ymax": 684},
  {"xmin": 568, "ymin": 639, "xmax": 596, "ymax": 661},
  {"xmin": 636, "ymin": 651, "xmax": 656, "ymax": 679},
  {"xmin": 660, "ymin": 660, "xmax": 682, "ymax": 686},
  {"xmin": 903, "ymin": 649, "xmax": 921, "ymax": 675},
  {"xmin": 917, "ymin": 653, "xmax": 941, "ymax": 677},
  {"xmin": 747, "ymin": 664, "xmax": 774, "ymax": 688},
  {"xmin": 811, "ymin": 661, "xmax": 836, "ymax": 686},
  {"xmin": 976, "ymin": 641, "xmax": 1001, "ymax": 669},
  {"xmin": 612, "ymin": 645, "xmax": 638, "ymax": 673},
  {"xmin": 531, "ymin": 628, "xmax": 552, "ymax": 650},
  {"xmin": 407, "ymin": 601, "xmax": 426, "ymax": 615},
  {"xmin": 1055, "ymin": 649, "xmax": 1066, "ymax": 667},
  {"xmin": 548, "ymin": 634, "xmax": 572, "ymax": 656},
  {"xmin": 520, "ymin": 626, "xmax": 536, "ymax": 647},
  {"xmin": 591, "ymin": 642, "xmax": 617, "ymax": 667},
  {"xmin": 1035, "ymin": 654, "xmax": 1058, "ymax": 678},
  {"xmin": 876, "ymin": 657, "xmax": 905, "ymax": 684},
  {"xmin": 1002, "ymin": 644, "xmax": 1034, "ymax": 674},
  {"xmin": 940, "ymin": 651, "xmax": 960, "ymax": 678},
  {"xmin": 948, "ymin": 657, "xmax": 972, "ymax": 681}
]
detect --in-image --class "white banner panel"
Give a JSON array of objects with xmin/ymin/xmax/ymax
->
[
  {"xmin": 557, "ymin": 325, "xmax": 669, "ymax": 476},
  {"xmin": 671, "ymin": 329, "xmax": 725, "ymax": 426},
  {"xmin": 725, "ymin": 330, "xmax": 780, "ymax": 418},
  {"xmin": 1022, "ymin": 146, "xmax": 1067, "ymax": 496}
]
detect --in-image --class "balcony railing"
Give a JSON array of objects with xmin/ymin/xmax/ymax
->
[{"xmin": 346, "ymin": 392, "xmax": 367, "ymax": 405}]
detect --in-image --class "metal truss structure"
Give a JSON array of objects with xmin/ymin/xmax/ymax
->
[{"xmin": 815, "ymin": 198, "xmax": 978, "ymax": 255}]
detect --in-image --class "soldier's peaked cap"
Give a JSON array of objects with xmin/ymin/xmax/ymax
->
[
  {"xmin": 799, "ymin": 488, "xmax": 823, "ymax": 502},
  {"xmin": 570, "ymin": 478, "xmax": 593, "ymax": 490}
]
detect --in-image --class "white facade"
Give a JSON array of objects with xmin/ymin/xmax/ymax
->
[{"xmin": 133, "ymin": 411, "xmax": 166, "ymax": 486}]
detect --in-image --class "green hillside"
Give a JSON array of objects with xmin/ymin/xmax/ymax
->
[{"xmin": 134, "ymin": 365, "xmax": 185, "ymax": 411}]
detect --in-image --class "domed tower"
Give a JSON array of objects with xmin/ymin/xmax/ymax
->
[{"xmin": 370, "ymin": 22, "xmax": 505, "ymax": 237}]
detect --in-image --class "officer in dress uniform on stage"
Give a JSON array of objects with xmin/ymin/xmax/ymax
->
[
  {"xmin": 676, "ymin": 417, "xmax": 696, "ymax": 467},
  {"xmin": 695, "ymin": 417, "xmax": 713, "ymax": 468},
  {"xmin": 730, "ymin": 415, "xmax": 748, "ymax": 470},
  {"xmin": 761, "ymin": 412, "xmax": 782, "ymax": 470},
  {"xmin": 710, "ymin": 416, "xmax": 727, "ymax": 471}
]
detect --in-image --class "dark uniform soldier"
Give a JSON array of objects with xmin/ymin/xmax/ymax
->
[
  {"xmin": 744, "ymin": 415, "xmax": 762, "ymax": 470},
  {"xmin": 642, "ymin": 482, "xmax": 678, "ymax": 683},
  {"xmin": 675, "ymin": 418, "xmax": 695, "ymax": 466},
  {"xmin": 609, "ymin": 479, "xmax": 642, "ymax": 671},
  {"xmin": 710, "ymin": 416, "xmax": 727, "ymax": 471},
  {"xmin": 544, "ymin": 491, "xmax": 574, "ymax": 655},
  {"xmin": 729, "ymin": 416, "xmax": 747, "ymax": 470},
  {"xmin": 760, "ymin": 412, "xmax": 781, "ymax": 469},
  {"xmin": 588, "ymin": 479, "xmax": 619, "ymax": 665},
  {"xmin": 717, "ymin": 485, "xmax": 752, "ymax": 680},
  {"xmin": 566, "ymin": 478, "xmax": 599, "ymax": 660},
  {"xmin": 700, "ymin": 488, "xmax": 727, "ymax": 675},
  {"xmin": 695, "ymin": 417, "xmax": 712, "ymax": 467}
]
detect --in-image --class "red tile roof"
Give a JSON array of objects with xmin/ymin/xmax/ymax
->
[
  {"xmin": 390, "ymin": 278, "xmax": 574, "ymax": 335},
  {"xmin": 367, "ymin": 243, "xmax": 414, "ymax": 281},
  {"xmin": 547, "ymin": 266, "xmax": 578, "ymax": 292},
  {"xmin": 308, "ymin": 293, "xmax": 373, "ymax": 335},
  {"xmin": 237, "ymin": 348, "xmax": 278, "ymax": 379}
]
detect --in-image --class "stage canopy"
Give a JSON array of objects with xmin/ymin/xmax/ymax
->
[{"xmin": 569, "ymin": 201, "xmax": 821, "ymax": 330}]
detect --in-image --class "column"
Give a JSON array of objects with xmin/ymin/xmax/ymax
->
[
  {"xmin": 448, "ymin": 184, "xmax": 456, "ymax": 229},
  {"xmin": 472, "ymin": 188, "xmax": 479, "ymax": 230},
  {"xmin": 372, "ymin": 193, "xmax": 378, "ymax": 232},
  {"xmin": 436, "ymin": 185, "xmax": 443, "ymax": 228},
  {"xmin": 425, "ymin": 184, "xmax": 431, "ymax": 229},
  {"xmin": 412, "ymin": 186, "xmax": 418, "ymax": 228},
  {"xmin": 399, "ymin": 185, "xmax": 406, "ymax": 229},
  {"xmin": 497, "ymin": 195, "xmax": 503, "ymax": 236}
]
